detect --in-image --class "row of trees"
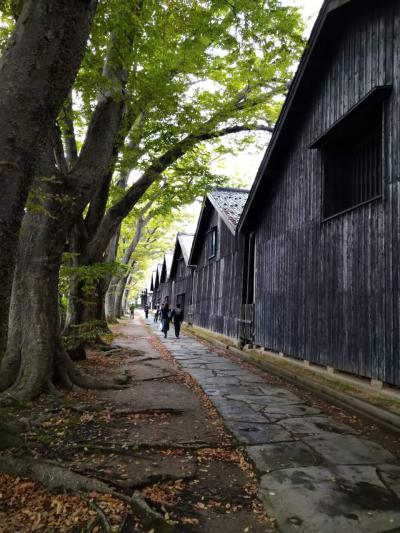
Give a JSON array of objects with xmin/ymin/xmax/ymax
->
[{"xmin": 0, "ymin": 0, "xmax": 305, "ymax": 401}]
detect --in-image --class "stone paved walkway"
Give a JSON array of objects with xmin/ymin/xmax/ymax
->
[{"xmin": 146, "ymin": 314, "xmax": 400, "ymax": 533}]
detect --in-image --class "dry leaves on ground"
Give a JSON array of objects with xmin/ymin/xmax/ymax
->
[{"xmin": 0, "ymin": 474, "xmax": 129, "ymax": 533}]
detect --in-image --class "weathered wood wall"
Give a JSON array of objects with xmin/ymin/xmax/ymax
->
[
  {"xmin": 170, "ymin": 258, "xmax": 193, "ymax": 320},
  {"xmin": 250, "ymin": 1, "xmax": 400, "ymax": 385},
  {"xmin": 192, "ymin": 209, "xmax": 243, "ymax": 338}
]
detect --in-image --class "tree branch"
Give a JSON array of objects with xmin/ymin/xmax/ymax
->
[
  {"xmin": 60, "ymin": 93, "xmax": 78, "ymax": 169},
  {"xmin": 86, "ymin": 121, "xmax": 273, "ymax": 261},
  {"xmin": 52, "ymin": 124, "xmax": 68, "ymax": 174}
]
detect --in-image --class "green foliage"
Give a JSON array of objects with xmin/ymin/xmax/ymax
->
[
  {"xmin": 61, "ymin": 320, "xmax": 112, "ymax": 349},
  {"xmin": 2, "ymin": 0, "xmax": 307, "ymax": 310},
  {"xmin": 72, "ymin": 0, "xmax": 305, "ymax": 169},
  {"xmin": 60, "ymin": 256, "xmax": 123, "ymax": 303}
]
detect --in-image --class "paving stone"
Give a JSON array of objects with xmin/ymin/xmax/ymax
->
[
  {"xmin": 259, "ymin": 465, "xmax": 400, "ymax": 532},
  {"xmin": 238, "ymin": 375, "xmax": 266, "ymax": 384},
  {"xmin": 258, "ymin": 387, "xmax": 302, "ymax": 401},
  {"xmin": 280, "ymin": 416, "xmax": 357, "ymax": 436},
  {"xmin": 202, "ymin": 376, "xmax": 240, "ymax": 386},
  {"xmin": 262, "ymin": 404, "xmax": 322, "ymax": 420},
  {"xmin": 202, "ymin": 388, "xmax": 221, "ymax": 396},
  {"xmin": 225, "ymin": 420, "xmax": 293, "ymax": 445},
  {"xmin": 179, "ymin": 362, "xmax": 208, "ymax": 368},
  {"xmin": 220, "ymin": 385, "xmax": 267, "ymax": 396},
  {"xmin": 148, "ymin": 320, "xmax": 400, "ymax": 532},
  {"xmin": 246, "ymin": 441, "xmax": 322, "ymax": 473},
  {"xmin": 212, "ymin": 399, "xmax": 268, "ymax": 423},
  {"xmin": 184, "ymin": 369, "xmax": 216, "ymax": 380},
  {"xmin": 227, "ymin": 394, "xmax": 301, "ymax": 407},
  {"xmin": 204, "ymin": 362, "xmax": 242, "ymax": 371},
  {"xmin": 377, "ymin": 464, "xmax": 400, "ymax": 499},
  {"xmin": 304, "ymin": 434, "xmax": 396, "ymax": 465},
  {"xmin": 217, "ymin": 370, "xmax": 251, "ymax": 377}
]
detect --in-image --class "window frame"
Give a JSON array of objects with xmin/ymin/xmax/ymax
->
[
  {"xmin": 309, "ymin": 86, "xmax": 391, "ymax": 222},
  {"xmin": 207, "ymin": 226, "xmax": 217, "ymax": 260}
]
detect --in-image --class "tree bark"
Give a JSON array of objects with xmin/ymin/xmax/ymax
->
[
  {"xmin": 0, "ymin": 0, "xmax": 97, "ymax": 359},
  {"xmin": 0, "ymin": 208, "xmax": 122, "ymax": 401},
  {"xmin": 85, "ymin": 124, "xmax": 274, "ymax": 265},
  {"xmin": 1, "ymin": 211, "xmax": 67, "ymax": 399},
  {"xmin": 105, "ymin": 215, "xmax": 147, "ymax": 322},
  {"xmin": 0, "ymin": 86, "xmax": 125, "ymax": 399},
  {"xmin": 114, "ymin": 272, "xmax": 131, "ymax": 318},
  {"xmin": 121, "ymin": 275, "xmax": 133, "ymax": 316}
]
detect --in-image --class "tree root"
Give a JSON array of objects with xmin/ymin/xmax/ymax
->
[
  {"xmin": 88, "ymin": 500, "xmax": 113, "ymax": 533},
  {"xmin": 0, "ymin": 455, "xmax": 176, "ymax": 532},
  {"xmin": 0, "ymin": 344, "xmax": 130, "ymax": 403},
  {"xmin": 60, "ymin": 348, "xmax": 129, "ymax": 390}
]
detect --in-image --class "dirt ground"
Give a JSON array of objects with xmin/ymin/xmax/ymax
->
[{"xmin": 0, "ymin": 318, "xmax": 274, "ymax": 533}]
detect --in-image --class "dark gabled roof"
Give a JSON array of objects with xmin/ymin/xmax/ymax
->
[
  {"xmin": 238, "ymin": 0, "xmax": 362, "ymax": 230},
  {"xmin": 154, "ymin": 263, "xmax": 163, "ymax": 289},
  {"xmin": 160, "ymin": 252, "xmax": 173, "ymax": 283},
  {"xmin": 208, "ymin": 188, "xmax": 250, "ymax": 233},
  {"xmin": 189, "ymin": 187, "xmax": 249, "ymax": 265},
  {"xmin": 170, "ymin": 233, "xmax": 194, "ymax": 279}
]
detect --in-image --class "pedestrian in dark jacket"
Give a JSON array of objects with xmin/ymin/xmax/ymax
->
[
  {"xmin": 171, "ymin": 304, "xmax": 183, "ymax": 338},
  {"xmin": 154, "ymin": 305, "xmax": 159, "ymax": 323},
  {"xmin": 144, "ymin": 304, "xmax": 149, "ymax": 319},
  {"xmin": 160, "ymin": 303, "xmax": 170, "ymax": 338}
]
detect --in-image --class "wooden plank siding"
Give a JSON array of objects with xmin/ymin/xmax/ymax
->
[
  {"xmin": 243, "ymin": 0, "xmax": 400, "ymax": 386},
  {"xmin": 169, "ymin": 235, "xmax": 195, "ymax": 321},
  {"xmin": 191, "ymin": 203, "xmax": 245, "ymax": 339}
]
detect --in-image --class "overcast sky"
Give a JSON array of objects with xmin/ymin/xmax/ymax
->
[{"xmin": 290, "ymin": 0, "xmax": 324, "ymax": 34}]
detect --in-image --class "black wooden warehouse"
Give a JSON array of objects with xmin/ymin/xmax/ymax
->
[
  {"xmin": 169, "ymin": 233, "xmax": 194, "ymax": 321},
  {"xmin": 151, "ymin": 263, "xmax": 163, "ymax": 308},
  {"xmin": 189, "ymin": 188, "xmax": 249, "ymax": 339},
  {"xmin": 238, "ymin": 0, "xmax": 400, "ymax": 387},
  {"xmin": 144, "ymin": 0, "xmax": 400, "ymax": 388}
]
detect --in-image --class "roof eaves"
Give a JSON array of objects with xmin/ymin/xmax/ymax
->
[
  {"xmin": 238, "ymin": 0, "xmax": 350, "ymax": 231},
  {"xmin": 207, "ymin": 192, "xmax": 237, "ymax": 235},
  {"xmin": 188, "ymin": 197, "xmax": 210, "ymax": 266}
]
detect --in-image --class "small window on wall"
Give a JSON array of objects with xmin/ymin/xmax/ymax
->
[
  {"xmin": 242, "ymin": 232, "xmax": 255, "ymax": 304},
  {"xmin": 310, "ymin": 87, "xmax": 390, "ymax": 220},
  {"xmin": 208, "ymin": 227, "xmax": 217, "ymax": 259}
]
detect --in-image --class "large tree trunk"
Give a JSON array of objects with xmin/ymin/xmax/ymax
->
[
  {"xmin": 0, "ymin": 85, "xmax": 126, "ymax": 398},
  {"xmin": 0, "ymin": 210, "xmax": 118, "ymax": 401},
  {"xmin": 105, "ymin": 216, "xmax": 148, "ymax": 322},
  {"xmin": 114, "ymin": 273, "xmax": 131, "ymax": 319},
  {"xmin": 0, "ymin": 0, "xmax": 97, "ymax": 359},
  {"xmin": 105, "ymin": 277, "xmax": 118, "ymax": 322},
  {"xmin": 1, "ymin": 212, "xmax": 66, "ymax": 399},
  {"xmin": 121, "ymin": 275, "xmax": 133, "ymax": 316}
]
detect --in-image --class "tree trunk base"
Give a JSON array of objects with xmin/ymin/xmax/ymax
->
[
  {"xmin": 0, "ymin": 346, "xmax": 128, "ymax": 403},
  {"xmin": 67, "ymin": 344, "xmax": 87, "ymax": 361}
]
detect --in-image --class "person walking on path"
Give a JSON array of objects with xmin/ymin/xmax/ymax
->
[
  {"xmin": 129, "ymin": 303, "xmax": 135, "ymax": 319},
  {"xmin": 144, "ymin": 304, "xmax": 149, "ymax": 319},
  {"xmin": 154, "ymin": 305, "xmax": 160, "ymax": 323},
  {"xmin": 171, "ymin": 304, "xmax": 183, "ymax": 338},
  {"xmin": 160, "ymin": 303, "xmax": 170, "ymax": 338}
]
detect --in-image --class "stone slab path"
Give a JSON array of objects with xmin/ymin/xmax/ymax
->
[{"xmin": 147, "ymin": 315, "xmax": 400, "ymax": 533}]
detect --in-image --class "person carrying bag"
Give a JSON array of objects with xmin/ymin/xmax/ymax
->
[{"xmin": 171, "ymin": 304, "xmax": 183, "ymax": 339}]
